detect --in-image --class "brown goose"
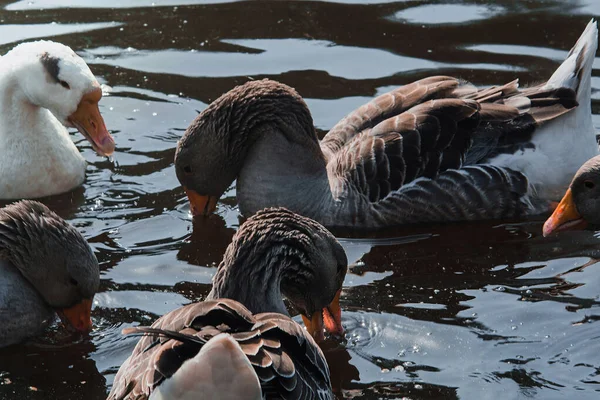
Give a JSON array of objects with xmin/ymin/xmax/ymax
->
[
  {"xmin": 0, "ymin": 201, "xmax": 99, "ymax": 347},
  {"xmin": 175, "ymin": 21, "xmax": 598, "ymax": 229},
  {"xmin": 543, "ymin": 154, "xmax": 600, "ymax": 236},
  {"xmin": 107, "ymin": 208, "xmax": 347, "ymax": 400}
]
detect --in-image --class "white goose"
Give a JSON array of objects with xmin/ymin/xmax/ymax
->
[{"xmin": 0, "ymin": 40, "xmax": 114, "ymax": 199}]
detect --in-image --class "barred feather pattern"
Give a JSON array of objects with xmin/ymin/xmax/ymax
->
[
  {"xmin": 369, "ymin": 165, "xmax": 537, "ymax": 226},
  {"xmin": 176, "ymin": 22, "xmax": 594, "ymax": 228},
  {"xmin": 107, "ymin": 300, "xmax": 333, "ymax": 400},
  {"xmin": 315, "ymin": 71, "xmax": 579, "ymax": 228},
  {"xmin": 324, "ymin": 76, "xmax": 576, "ymax": 211}
]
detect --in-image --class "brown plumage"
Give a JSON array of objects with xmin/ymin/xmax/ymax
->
[
  {"xmin": 175, "ymin": 21, "xmax": 598, "ymax": 228},
  {"xmin": 108, "ymin": 301, "xmax": 332, "ymax": 400},
  {"xmin": 108, "ymin": 208, "xmax": 347, "ymax": 400}
]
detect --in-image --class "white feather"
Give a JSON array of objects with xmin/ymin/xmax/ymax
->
[
  {"xmin": 149, "ymin": 333, "xmax": 263, "ymax": 400},
  {"xmin": 487, "ymin": 19, "xmax": 599, "ymax": 201},
  {"xmin": 0, "ymin": 41, "xmax": 99, "ymax": 199}
]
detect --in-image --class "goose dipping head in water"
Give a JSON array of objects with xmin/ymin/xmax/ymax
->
[
  {"xmin": 0, "ymin": 40, "xmax": 114, "ymax": 199},
  {"xmin": 0, "ymin": 201, "xmax": 100, "ymax": 347}
]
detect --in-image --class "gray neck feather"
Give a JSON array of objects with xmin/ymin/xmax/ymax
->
[
  {"xmin": 207, "ymin": 253, "xmax": 292, "ymax": 316},
  {"xmin": 206, "ymin": 211, "xmax": 317, "ymax": 315},
  {"xmin": 0, "ymin": 203, "xmax": 49, "ymax": 283},
  {"xmin": 237, "ymin": 124, "xmax": 333, "ymax": 219},
  {"xmin": 193, "ymin": 80, "xmax": 335, "ymax": 219},
  {"xmin": 0, "ymin": 201, "xmax": 98, "ymax": 307}
]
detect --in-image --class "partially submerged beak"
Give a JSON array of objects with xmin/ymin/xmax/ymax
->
[
  {"xmin": 543, "ymin": 188, "xmax": 588, "ymax": 237},
  {"xmin": 58, "ymin": 298, "xmax": 93, "ymax": 332},
  {"xmin": 68, "ymin": 88, "xmax": 114, "ymax": 156},
  {"xmin": 184, "ymin": 187, "xmax": 218, "ymax": 217},
  {"xmin": 302, "ymin": 289, "xmax": 344, "ymax": 343}
]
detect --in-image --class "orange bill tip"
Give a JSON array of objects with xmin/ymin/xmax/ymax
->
[
  {"xmin": 543, "ymin": 189, "xmax": 588, "ymax": 237},
  {"xmin": 68, "ymin": 88, "xmax": 114, "ymax": 156},
  {"xmin": 60, "ymin": 298, "xmax": 93, "ymax": 332},
  {"xmin": 302, "ymin": 313, "xmax": 325, "ymax": 343},
  {"xmin": 184, "ymin": 187, "xmax": 218, "ymax": 217},
  {"xmin": 301, "ymin": 289, "xmax": 344, "ymax": 343},
  {"xmin": 322, "ymin": 289, "xmax": 344, "ymax": 337}
]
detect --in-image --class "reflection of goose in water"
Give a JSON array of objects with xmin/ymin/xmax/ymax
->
[
  {"xmin": 0, "ymin": 333, "xmax": 106, "ymax": 399},
  {"xmin": 176, "ymin": 213, "xmax": 236, "ymax": 268}
]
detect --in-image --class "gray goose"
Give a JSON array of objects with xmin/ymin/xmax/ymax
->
[
  {"xmin": 108, "ymin": 208, "xmax": 347, "ymax": 400},
  {"xmin": 175, "ymin": 20, "xmax": 598, "ymax": 229},
  {"xmin": 0, "ymin": 201, "xmax": 99, "ymax": 347},
  {"xmin": 543, "ymin": 154, "xmax": 600, "ymax": 236}
]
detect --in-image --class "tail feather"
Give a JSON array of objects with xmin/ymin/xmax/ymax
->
[
  {"xmin": 148, "ymin": 333, "xmax": 262, "ymax": 400},
  {"xmin": 546, "ymin": 18, "xmax": 597, "ymax": 100}
]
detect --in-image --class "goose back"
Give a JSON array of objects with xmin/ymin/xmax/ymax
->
[{"xmin": 108, "ymin": 300, "xmax": 332, "ymax": 400}]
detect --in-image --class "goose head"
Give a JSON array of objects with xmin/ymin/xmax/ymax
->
[
  {"xmin": 209, "ymin": 207, "xmax": 347, "ymax": 342},
  {"xmin": 6, "ymin": 41, "xmax": 114, "ymax": 156},
  {"xmin": 543, "ymin": 155, "xmax": 600, "ymax": 236},
  {"xmin": 0, "ymin": 201, "xmax": 100, "ymax": 332},
  {"xmin": 175, "ymin": 79, "xmax": 317, "ymax": 216}
]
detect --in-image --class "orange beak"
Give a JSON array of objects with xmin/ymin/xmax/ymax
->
[
  {"xmin": 543, "ymin": 188, "xmax": 588, "ymax": 237},
  {"xmin": 68, "ymin": 87, "xmax": 114, "ymax": 157},
  {"xmin": 184, "ymin": 187, "xmax": 218, "ymax": 217},
  {"xmin": 302, "ymin": 289, "xmax": 344, "ymax": 343},
  {"xmin": 59, "ymin": 298, "xmax": 93, "ymax": 332}
]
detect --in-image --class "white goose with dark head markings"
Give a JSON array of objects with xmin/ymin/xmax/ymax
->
[
  {"xmin": 176, "ymin": 20, "xmax": 598, "ymax": 229},
  {"xmin": 108, "ymin": 208, "xmax": 347, "ymax": 400},
  {"xmin": 0, "ymin": 40, "xmax": 114, "ymax": 199}
]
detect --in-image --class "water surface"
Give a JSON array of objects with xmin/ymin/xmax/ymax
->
[{"xmin": 0, "ymin": 0, "xmax": 599, "ymax": 399}]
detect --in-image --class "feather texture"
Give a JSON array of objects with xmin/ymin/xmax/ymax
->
[
  {"xmin": 175, "ymin": 20, "xmax": 598, "ymax": 228},
  {"xmin": 107, "ymin": 300, "xmax": 332, "ymax": 400}
]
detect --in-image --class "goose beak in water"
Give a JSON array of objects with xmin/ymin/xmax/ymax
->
[
  {"xmin": 302, "ymin": 289, "xmax": 344, "ymax": 343},
  {"xmin": 58, "ymin": 298, "xmax": 93, "ymax": 332},
  {"xmin": 68, "ymin": 87, "xmax": 114, "ymax": 157},
  {"xmin": 543, "ymin": 189, "xmax": 588, "ymax": 236},
  {"xmin": 184, "ymin": 187, "xmax": 218, "ymax": 217}
]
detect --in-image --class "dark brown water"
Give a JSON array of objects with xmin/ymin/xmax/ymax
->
[{"xmin": 0, "ymin": 0, "xmax": 599, "ymax": 399}]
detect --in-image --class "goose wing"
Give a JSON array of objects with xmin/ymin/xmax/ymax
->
[
  {"xmin": 324, "ymin": 76, "xmax": 576, "ymax": 211},
  {"xmin": 107, "ymin": 300, "xmax": 332, "ymax": 400}
]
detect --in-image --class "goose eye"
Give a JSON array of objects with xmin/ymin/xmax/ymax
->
[
  {"xmin": 183, "ymin": 166, "xmax": 192, "ymax": 174},
  {"xmin": 584, "ymin": 180, "xmax": 595, "ymax": 189},
  {"xmin": 69, "ymin": 277, "xmax": 78, "ymax": 286},
  {"xmin": 59, "ymin": 80, "xmax": 70, "ymax": 90}
]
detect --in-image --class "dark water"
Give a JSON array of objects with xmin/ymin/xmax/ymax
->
[{"xmin": 0, "ymin": 0, "xmax": 599, "ymax": 399}]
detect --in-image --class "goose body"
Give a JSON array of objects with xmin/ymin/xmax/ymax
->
[
  {"xmin": 0, "ymin": 201, "xmax": 99, "ymax": 347},
  {"xmin": 110, "ymin": 301, "xmax": 333, "ymax": 400},
  {"xmin": 0, "ymin": 258, "xmax": 54, "ymax": 346},
  {"xmin": 175, "ymin": 20, "xmax": 598, "ymax": 229},
  {"xmin": 0, "ymin": 41, "xmax": 114, "ymax": 199},
  {"xmin": 108, "ymin": 208, "xmax": 347, "ymax": 400}
]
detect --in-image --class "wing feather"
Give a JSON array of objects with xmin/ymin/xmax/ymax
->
[{"xmin": 107, "ymin": 300, "xmax": 332, "ymax": 400}]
